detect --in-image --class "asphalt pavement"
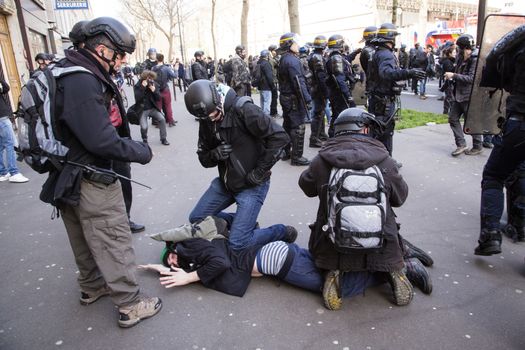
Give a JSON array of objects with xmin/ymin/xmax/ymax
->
[{"xmin": 1, "ymin": 81, "xmax": 524, "ymax": 350}]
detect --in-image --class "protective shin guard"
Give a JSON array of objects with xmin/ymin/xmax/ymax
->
[
  {"xmin": 291, "ymin": 125, "xmax": 310, "ymax": 166},
  {"xmin": 504, "ymin": 171, "xmax": 525, "ymax": 242}
]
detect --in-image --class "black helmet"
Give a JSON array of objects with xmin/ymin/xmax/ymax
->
[
  {"xmin": 312, "ymin": 35, "xmax": 327, "ymax": 49},
  {"xmin": 69, "ymin": 20, "xmax": 89, "ymax": 47},
  {"xmin": 184, "ymin": 80, "xmax": 222, "ymax": 120},
  {"xmin": 268, "ymin": 44, "xmax": 278, "ymax": 51},
  {"xmin": 456, "ymin": 34, "xmax": 475, "ymax": 50},
  {"xmin": 327, "ymin": 34, "xmax": 344, "ymax": 49},
  {"xmin": 260, "ymin": 49, "xmax": 270, "ymax": 58},
  {"xmin": 83, "ymin": 17, "xmax": 136, "ymax": 54},
  {"xmin": 194, "ymin": 50, "xmax": 204, "ymax": 58},
  {"xmin": 279, "ymin": 32, "xmax": 300, "ymax": 50},
  {"xmin": 361, "ymin": 26, "xmax": 377, "ymax": 43},
  {"xmin": 376, "ymin": 23, "xmax": 400, "ymax": 43},
  {"xmin": 334, "ymin": 108, "xmax": 379, "ymax": 135}
]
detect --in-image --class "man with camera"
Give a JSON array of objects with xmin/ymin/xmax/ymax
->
[{"xmin": 134, "ymin": 70, "xmax": 170, "ymax": 145}]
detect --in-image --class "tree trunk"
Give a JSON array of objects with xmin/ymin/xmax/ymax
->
[
  {"xmin": 392, "ymin": 0, "xmax": 398, "ymax": 25},
  {"xmin": 288, "ymin": 0, "xmax": 300, "ymax": 34},
  {"xmin": 211, "ymin": 0, "xmax": 218, "ymax": 73},
  {"xmin": 241, "ymin": 0, "xmax": 249, "ymax": 48}
]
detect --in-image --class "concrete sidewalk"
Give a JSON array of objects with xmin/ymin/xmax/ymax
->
[{"xmin": 0, "ymin": 91, "xmax": 524, "ymax": 350}]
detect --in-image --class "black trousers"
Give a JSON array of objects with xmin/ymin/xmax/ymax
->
[{"xmin": 270, "ymin": 86, "xmax": 278, "ymax": 115}]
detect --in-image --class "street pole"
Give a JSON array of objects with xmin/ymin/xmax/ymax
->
[{"xmin": 476, "ymin": 0, "xmax": 487, "ymax": 45}]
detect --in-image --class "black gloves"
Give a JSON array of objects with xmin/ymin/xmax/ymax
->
[
  {"xmin": 246, "ymin": 168, "xmax": 271, "ymax": 187},
  {"xmin": 210, "ymin": 144, "xmax": 233, "ymax": 161},
  {"xmin": 408, "ymin": 68, "xmax": 426, "ymax": 80}
]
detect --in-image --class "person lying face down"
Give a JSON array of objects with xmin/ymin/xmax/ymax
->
[{"xmin": 140, "ymin": 235, "xmax": 433, "ymax": 303}]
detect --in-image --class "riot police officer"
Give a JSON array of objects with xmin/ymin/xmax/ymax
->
[
  {"xmin": 359, "ymin": 26, "xmax": 377, "ymax": 95},
  {"xmin": 474, "ymin": 25, "xmax": 525, "ymax": 255},
  {"xmin": 325, "ymin": 34, "xmax": 356, "ymax": 136},
  {"xmin": 308, "ymin": 35, "xmax": 329, "ymax": 147},
  {"xmin": 368, "ymin": 23, "xmax": 426, "ymax": 159},
  {"xmin": 278, "ymin": 32, "xmax": 312, "ymax": 166}
]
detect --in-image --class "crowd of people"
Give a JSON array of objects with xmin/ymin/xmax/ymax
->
[{"xmin": 2, "ymin": 14, "xmax": 523, "ymax": 332}]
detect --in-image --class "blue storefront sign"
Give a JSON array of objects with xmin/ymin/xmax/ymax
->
[{"xmin": 55, "ymin": 0, "xmax": 89, "ymax": 10}]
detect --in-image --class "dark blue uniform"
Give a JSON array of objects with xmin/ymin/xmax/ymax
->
[
  {"xmin": 326, "ymin": 51, "xmax": 355, "ymax": 136},
  {"xmin": 367, "ymin": 45, "xmax": 410, "ymax": 155},
  {"xmin": 307, "ymin": 50, "xmax": 329, "ymax": 143},
  {"xmin": 278, "ymin": 52, "xmax": 312, "ymax": 161},
  {"xmin": 478, "ymin": 40, "xmax": 525, "ymax": 248}
]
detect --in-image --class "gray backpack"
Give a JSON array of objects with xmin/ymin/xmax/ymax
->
[{"xmin": 325, "ymin": 165, "xmax": 387, "ymax": 253}]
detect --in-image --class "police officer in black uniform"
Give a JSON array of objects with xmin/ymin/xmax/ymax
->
[
  {"xmin": 359, "ymin": 26, "xmax": 377, "ymax": 96},
  {"xmin": 325, "ymin": 34, "xmax": 358, "ymax": 136},
  {"xmin": 307, "ymin": 35, "xmax": 329, "ymax": 147},
  {"xmin": 474, "ymin": 25, "xmax": 525, "ymax": 255},
  {"xmin": 368, "ymin": 23, "xmax": 426, "ymax": 160},
  {"xmin": 278, "ymin": 32, "xmax": 312, "ymax": 166}
]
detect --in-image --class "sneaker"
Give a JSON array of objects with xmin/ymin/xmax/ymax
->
[
  {"xmin": 465, "ymin": 147, "xmax": 483, "ymax": 156},
  {"xmin": 419, "ymin": 95, "xmax": 427, "ymax": 100},
  {"xmin": 323, "ymin": 270, "xmax": 342, "ymax": 310},
  {"xmin": 482, "ymin": 141, "xmax": 494, "ymax": 149},
  {"xmin": 0, "ymin": 173, "xmax": 10, "ymax": 182},
  {"xmin": 404, "ymin": 258, "xmax": 432, "ymax": 295},
  {"xmin": 118, "ymin": 296, "xmax": 162, "ymax": 328},
  {"xmin": 284, "ymin": 226, "xmax": 298, "ymax": 243},
  {"xmin": 402, "ymin": 238, "xmax": 434, "ymax": 267},
  {"xmin": 387, "ymin": 270, "xmax": 414, "ymax": 306},
  {"xmin": 474, "ymin": 229, "xmax": 502, "ymax": 256},
  {"xmin": 80, "ymin": 285, "xmax": 110, "ymax": 305},
  {"xmin": 129, "ymin": 221, "xmax": 145, "ymax": 234},
  {"xmin": 451, "ymin": 146, "xmax": 468, "ymax": 157},
  {"xmin": 8, "ymin": 173, "xmax": 29, "ymax": 183}
]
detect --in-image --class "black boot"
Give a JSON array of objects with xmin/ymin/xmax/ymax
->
[
  {"xmin": 404, "ymin": 258, "xmax": 432, "ymax": 295},
  {"xmin": 474, "ymin": 228, "xmax": 502, "ymax": 256},
  {"xmin": 291, "ymin": 125, "xmax": 310, "ymax": 166},
  {"xmin": 309, "ymin": 136, "xmax": 323, "ymax": 148},
  {"xmin": 402, "ymin": 238, "xmax": 434, "ymax": 267}
]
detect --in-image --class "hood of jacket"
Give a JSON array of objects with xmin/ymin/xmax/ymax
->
[{"xmin": 318, "ymin": 134, "xmax": 389, "ymax": 170}]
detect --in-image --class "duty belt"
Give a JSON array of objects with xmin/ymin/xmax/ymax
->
[{"xmin": 83, "ymin": 169, "xmax": 118, "ymax": 185}]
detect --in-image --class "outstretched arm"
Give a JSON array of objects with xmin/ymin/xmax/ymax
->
[{"xmin": 159, "ymin": 268, "xmax": 200, "ymax": 287}]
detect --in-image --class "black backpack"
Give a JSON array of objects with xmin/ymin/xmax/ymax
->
[{"xmin": 251, "ymin": 62, "xmax": 262, "ymax": 88}]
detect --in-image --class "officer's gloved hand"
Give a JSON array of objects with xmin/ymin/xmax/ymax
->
[
  {"xmin": 246, "ymin": 168, "xmax": 271, "ymax": 187},
  {"xmin": 306, "ymin": 101, "xmax": 313, "ymax": 110},
  {"xmin": 408, "ymin": 68, "xmax": 426, "ymax": 80},
  {"xmin": 210, "ymin": 144, "xmax": 233, "ymax": 161}
]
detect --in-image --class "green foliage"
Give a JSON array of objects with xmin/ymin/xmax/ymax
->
[{"xmin": 395, "ymin": 109, "xmax": 448, "ymax": 130}]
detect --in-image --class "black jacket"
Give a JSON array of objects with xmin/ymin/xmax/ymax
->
[
  {"xmin": 452, "ymin": 51, "xmax": 478, "ymax": 103},
  {"xmin": 257, "ymin": 58, "xmax": 274, "ymax": 91},
  {"xmin": 368, "ymin": 46, "xmax": 410, "ymax": 97},
  {"xmin": 299, "ymin": 134, "xmax": 408, "ymax": 272},
  {"xmin": 191, "ymin": 60, "xmax": 208, "ymax": 81},
  {"xmin": 48, "ymin": 49, "xmax": 152, "ymax": 207},
  {"xmin": 134, "ymin": 80, "xmax": 161, "ymax": 111},
  {"xmin": 176, "ymin": 238, "xmax": 260, "ymax": 297},
  {"xmin": 0, "ymin": 80, "xmax": 12, "ymax": 117},
  {"xmin": 197, "ymin": 89, "xmax": 289, "ymax": 193}
]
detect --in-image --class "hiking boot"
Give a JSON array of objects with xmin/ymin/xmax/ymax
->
[
  {"xmin": 284, "ymin": 226, "xmax": 298, "ymax": 243},
  {"xmin": 404, "ymin": 258, "xmax": 432, "ymax": 295},
  {"xmin": 118, "ymin": 296, "xmax": 162, "ymax": 328},
  {"xmin": 465, "ymin": 147, "xmax": 483, "ymax": 155},
  {"xmin": 402, "ymin": 238, "xmax": 434, "ymax": 267},
  {"xmin": 129, "ymin": 221, "xmax": 145, "ymax": 234},
  {"xmin": 451, "ymin": 146, "xmax": 468, "ymax": 157},
  {"xmin": 323, "ymin": 270, "xmax": 342, "ymax": 310},
  {"xmin": 474, "ymin": 228, "xmax": 502, "ymax": 256},
  {"xmin": 387, "ymin": 270, "xmax": 413, "ymax": 306},
  {"xmin": 80, "ymin": 285, "xmax": 110, "ymax": 306},
  {"xmin": 291, "ymin": 156, "xmax": 310, "ymax": 166}
]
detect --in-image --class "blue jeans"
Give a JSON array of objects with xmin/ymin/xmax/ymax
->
[
  {"xmin": 259, "ymin": 90, "xmax": 271, "ymax": 116},
  {"xmin": 0, "ymin": 117, "xmax": 19, "ymax": 176},
  {"xmin": 189, "ymin": 177, "xmax": 287, "ymax": 250},
  {"xmin": 279, "ymin": 243, "xmax": 381, "ymax": 297},
  {"xmin": 480, "ymin": 118, "xmax": 525, "ymax": 230},
  {"xmin": 419, "ymin": 78, "xmax": 427, "ymax": 96}
]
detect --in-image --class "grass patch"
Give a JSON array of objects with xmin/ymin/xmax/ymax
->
[{"xmin": 395, "ymin": 109, "xmax": 448, "ymax": 130}]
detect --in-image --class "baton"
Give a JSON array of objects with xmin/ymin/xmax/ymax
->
[{"xmin": 67, "ymin": 161, "xmax": 152, "ymax": 189}]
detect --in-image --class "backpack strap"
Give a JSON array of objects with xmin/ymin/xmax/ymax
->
[{"xmin": 234, "ymin": 96, "xmax": 253, "ymax": 115}]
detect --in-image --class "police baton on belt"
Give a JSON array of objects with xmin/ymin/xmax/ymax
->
[
  {"xmin": 294, "ymin": 75, "xmax": 310, "ymax": 112},
  {"xmin": 330, "ymin": 74, "xmax": 350, "ymax": 108}
]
